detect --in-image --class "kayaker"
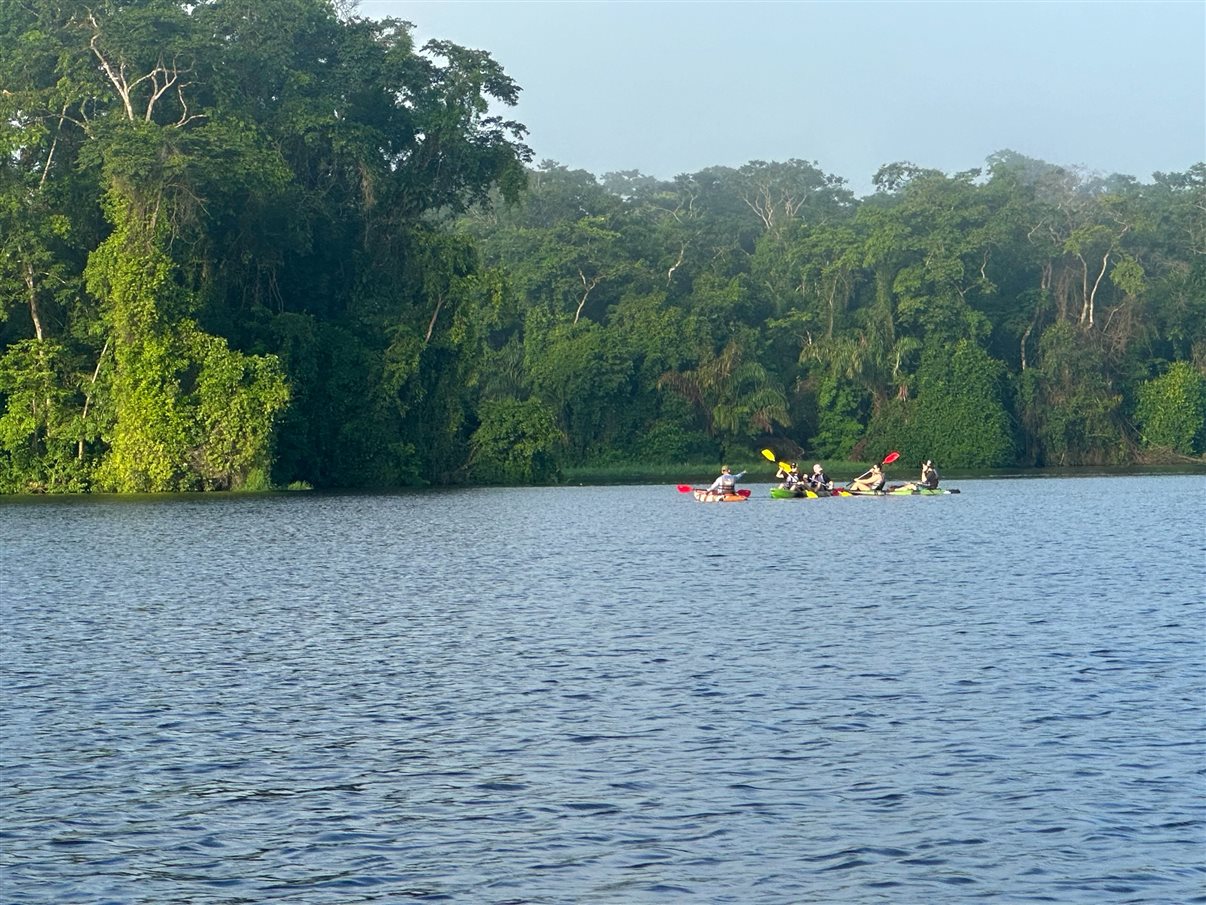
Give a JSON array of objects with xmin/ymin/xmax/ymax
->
[
  {"xmin": 922, "ymin": 459, "xmax": 939, "ymax": 488},
  {"xmin": 848, "ymin": 462, "xmax": 886, "ymax": 493},
  {"xmin": 708, "ymin": 465, "xmax": 745, "ymax": 494},
  {"xmin": 776, "ymin": 462, "xmax": 803, "ymax": 489},
  {"xmin": 901, "ymin": 459, "xmax": 939, "ymax": 492},
  {"xmin": 807, "ymin": 463, "xmax": 832, "ymax": 492}
]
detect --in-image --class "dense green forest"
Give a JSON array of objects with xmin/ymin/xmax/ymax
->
[{"xmin": 2, "ymin": 1, "xmax": 1204, "ymax": 492}]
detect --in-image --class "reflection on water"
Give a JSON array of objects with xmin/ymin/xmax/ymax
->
[{"xmin": 2, "ymin": 477, "xmax": 1204, "ymax": 903}]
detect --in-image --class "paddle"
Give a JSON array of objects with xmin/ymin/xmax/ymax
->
[{"xmin": 760, "ymin": 448, "xmax": 794, "ymax": 474}]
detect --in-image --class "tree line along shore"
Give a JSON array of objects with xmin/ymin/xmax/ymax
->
[{"xmin": 2, "ymin": 1, "xmax": 1203, "ymax": 493}]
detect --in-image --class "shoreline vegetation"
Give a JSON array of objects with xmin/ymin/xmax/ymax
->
[
  {"xmin": 2, "ymin": 3, "xmax": 1204, "ymax": 496},
  {"xmin": 561, "ymin": 459, "xmax": 1206, "ymax": 487},
  {"xmin": 2, "ymin": 460, "xmax": 1202, "ymax": 499}
]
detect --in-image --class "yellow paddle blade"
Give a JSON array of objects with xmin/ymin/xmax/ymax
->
[{"xmin": 760, "ymin": 448, "xmax": 777, "ymax": 462}]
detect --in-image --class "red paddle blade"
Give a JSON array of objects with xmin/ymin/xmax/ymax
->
[
  {"xmin": 677, "ymin": 485, "xmax": 693, "ymax": 493},
  {"xmin": 737, "ymin": 488, "xmax": 751, "ymax": 498},
  {"xmin": 882, "ymin": 451, "xmax": 900, "ymax": 465}
]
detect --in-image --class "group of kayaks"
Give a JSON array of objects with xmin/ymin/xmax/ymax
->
[
  {"xmin": 680, "ymin": 448, "xmax": 960, "ymax": 503},
  {"xmin": 682, "ymin": 484, "xmax": 959, "ymax": 503},
  {"xmin": 769, "ymin": 484, "xmax": 959, "ymax": 498}
]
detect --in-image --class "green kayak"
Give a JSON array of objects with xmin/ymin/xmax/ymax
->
[{"xmin": 769, "ymin": 486, "xmax": 828, "ymax": 499}]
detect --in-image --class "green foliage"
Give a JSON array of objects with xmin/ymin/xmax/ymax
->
[
  {"xmin": 607, "ymin": 291, "xmax": 693, "ymax": 379},
  {"xmin": 1017, "ymin": 323, "xmax": 1128, "ymax": 466},
  {"xmin": 635, "ymin": 422, "xmax": 717, "ymax": 463},
  {"xmin": 525, "ymin": 320, "xmax": 635, "ymax": 456},
  {"xmin": 85, "ymin": 179, "xmax": 290, "ymax": 491},
  {"xmin": 1, "ymin": 0, "xmax": 1203, "ymax": 491},
  {"xmin": 709, "ymin": 360, "xmax": 790, "ymax": 442},
  {"xmin": 657, "ymin": 335, "xmax": 790, "ymax": 456},
  {"xmin": 862, "ymin": 400, "xmax": 918, "ymax": 470},
  {"xmin": 809, "ymin": 375, "xmax": 865, "ymax": 458},
  {"xmin": 188, "ymin": 326, "xmax": 290, "ymax": 489},
  {"xmin": 1, "ymin": 0, "xmax": 533, "ymax": 493},
  {"xmin": 469, "ymin": 397, "xmax": 565, "ymax": 483},
  {"xmin": 889, "ymin": 340, "xmax": 1019, "ymax": 467},
  {"xmin": 1135, "ymin": 361, "xmax": 1206, "ymax": 455},
  {"xmin": 94, "ymin": 297, "xmax": 195, "ymax": 493},
  {"xmin": 0, "ymin": 340, "xmax": 93, "ymax": 492},
  {"xmin": 304, "ymin": 323, "xmax": 420, "ymax": 488}
]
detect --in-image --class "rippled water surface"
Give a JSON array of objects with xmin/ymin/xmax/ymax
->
[{"xmin": 2, "ymin": 476, "xmax": 1204, "ymax": 903}]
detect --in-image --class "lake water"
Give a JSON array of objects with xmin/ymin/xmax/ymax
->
[{"xmin": 2, "ymin": 475, "xmax": 1204, "ymax": 904}]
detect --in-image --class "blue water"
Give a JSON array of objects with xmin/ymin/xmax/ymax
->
[{"xmin": 2, "ymin": 476, "xmax": 1204, "ymax": 903}]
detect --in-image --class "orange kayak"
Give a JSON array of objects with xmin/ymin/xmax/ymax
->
[{"xmin": 692, "ymin": 488, "xmax": 750, "ymax": 502}]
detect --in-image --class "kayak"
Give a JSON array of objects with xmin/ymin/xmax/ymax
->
[
  {"xmin": 676, "ymin": 483, "xmax": 751, "ymax": 502},
  {"xmin": 769, "ymin": 486, "xmax": 827, "ymax": 499},
  {"xmin": 844, "ymin": 485, "xmax": 960, "ymax": 496},
  {"xmin": 772, "ymin": 485, "xmax": 960, "ymax": 497},
  {"xmin": 693, "ymin": 488, "xmax": 750, "ymax": 502}
]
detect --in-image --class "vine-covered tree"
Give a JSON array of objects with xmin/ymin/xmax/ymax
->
[{"xmin": 0, "ymin": 0, "xmax": 531, "ymax": 491}]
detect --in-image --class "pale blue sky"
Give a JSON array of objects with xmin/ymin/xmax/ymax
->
[{"xmin": 358, "ymin": 0, "xmax": 1205, "ymax": 197}]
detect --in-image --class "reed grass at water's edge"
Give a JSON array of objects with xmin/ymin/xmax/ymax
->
[{"xmin": 560, "ymin": 461, "xmax": 1206, "ymax": 485}]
